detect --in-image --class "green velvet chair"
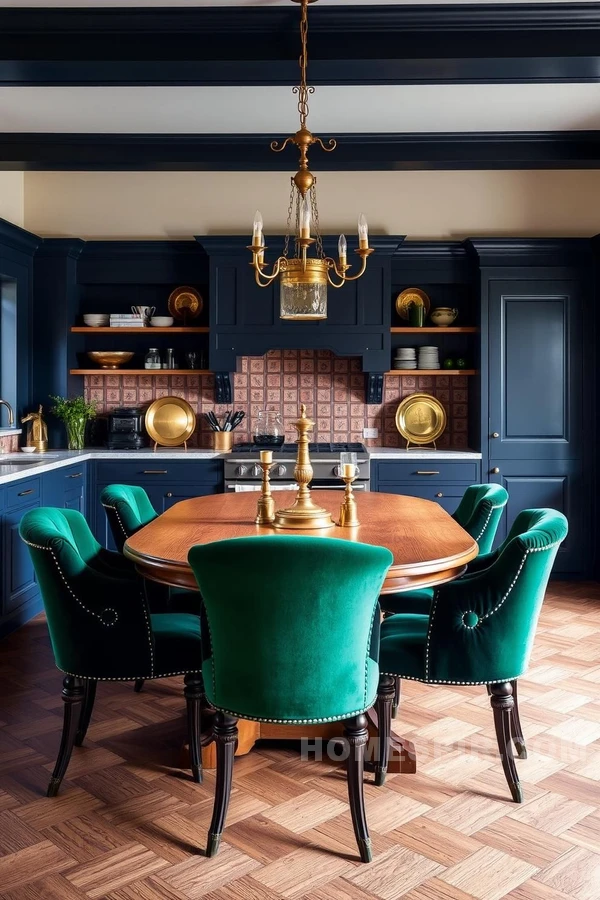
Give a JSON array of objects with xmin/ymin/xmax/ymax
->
[
  {"xmin": 188, "ymin": 535, "xmax": 392, "ymax": 863},
  {"xmin": 382, "ymin": 483, "xmax": 508, "ymax": 717},
  {"xmin": 19, "ymin": 507, "xmax": 204, "ymax": 797},
  {"xmin": 375, "ymin": 508, "xmax": 568, "ymax": 804},
  {"xmin": 101, "ymin": 482, "xmax": 201, "ymax": 621}
]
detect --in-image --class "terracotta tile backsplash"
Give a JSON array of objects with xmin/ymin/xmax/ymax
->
[{"xmin": 83, "ymin": 350, "xmax": 470, "ymax": 448}]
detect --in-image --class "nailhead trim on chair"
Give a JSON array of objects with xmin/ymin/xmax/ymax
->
[
  {"xmin": 208, "ymin": 697, "xmax": 378, "ymax": 726},
  {"xmin": 101, "ymin": 502, "xmax": 128, "ymax": 541},
  {"xmin": 474, "ymin": 501, "xmax": 507, "ymax": 543},
  {"xmin": 22, "ymin": 536, "xmax": 156, "ymax": 677},
  {"xmin": 382, "ymin": 670, "xmax": 524, "ymax": 686},
  {"xmin": 418, "ymin": 541, "xmax": 562, "ymax": 684},
  {"xmin": 59, "ymin": 666, "xmax": 203, "ymax": 682}
]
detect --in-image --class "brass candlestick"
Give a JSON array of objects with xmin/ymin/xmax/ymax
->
[
  {"xmin": 273, "ymin": 405, "xmax": 334, "ymax": 530},
  {"xmin": 255, "ymin": 455, "xmax": 275, "ymax": 525},
  {"xmin": 339, "ymin": 466, "xmax": 360, "ymax": 528}
]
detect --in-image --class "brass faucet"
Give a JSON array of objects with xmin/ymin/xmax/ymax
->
[{"xmin": 0, "ymin": 399, "xmax": 14, "ymax": 428}]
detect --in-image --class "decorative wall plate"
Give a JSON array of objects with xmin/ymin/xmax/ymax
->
[
  {"xmin": 395, "ymin": 393, "xmax": 447, "ymax": 447},
  {"xmin": 145, "ymin": 396, "xmax": 196, "ymax": 448},
  {"xmin": 395, "ymin": 288, "xmax": 431, "ymax": 321},
  {"xmin": 168, "ymin": 285, "xmax": 203, "ymax": 321}
]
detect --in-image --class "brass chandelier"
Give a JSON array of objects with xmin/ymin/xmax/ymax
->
[{"xmin": 248, "ymin": 0, "xmax": 373, "ymax": 321}]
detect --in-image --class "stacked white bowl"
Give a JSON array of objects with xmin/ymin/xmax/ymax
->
[
  {"xmin": 393, "ymin": 348, "xmax": 417, "ymax": 370},
  {"xmin": 83, "ymin": 314, "xmax": 109, "ymax": 327},
  {"xmin": 418, "ymin": 346, "xmax": 440, "ymax": 369}
]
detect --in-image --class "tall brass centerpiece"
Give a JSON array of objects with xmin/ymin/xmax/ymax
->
[{"xmin": 273, "ymin": 405, "xmax": 334, "ymax": 530}]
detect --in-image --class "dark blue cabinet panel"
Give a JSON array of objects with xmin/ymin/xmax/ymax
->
[
  {"xmin": 490, "ymin": 459, "xmax": 582, "ymax": 574},
  {"xmin": 2, "ymin": 503, "xmax": 39, "ymax": 616},
  {"xmin": 488, "ymin": 280, "xmax": 582, "ymax": 461},
  {"xmin": 376, "ymin": 482, "xmax": 465, "ymax": 516},
  {"xmin": 42, "ymin": 463, "xmax": 87, "ymax": 514}
]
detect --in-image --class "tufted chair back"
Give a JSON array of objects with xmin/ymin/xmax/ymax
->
[
  {"xmin": 20, "ymin": 507, "xmax": 153, "ymax": 679},
  {"xmin": 101, "ymin": 484, "xmax": 158, "ymax": 552},
  {"xmin": 452, "ymin": 483, "xmax": 508, "ymax": 555},
  {"xmin": 425, "ymin": 508, "xmax": 568, "ymax": 685}
]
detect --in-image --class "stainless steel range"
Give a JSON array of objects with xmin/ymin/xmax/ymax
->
[{"xmin": 224, "ymin": 442, "xmax": 370, "ymax": 493}]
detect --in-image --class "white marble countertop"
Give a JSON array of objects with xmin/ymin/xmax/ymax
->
[
  {"xmin": 0, "ymin": 448, "xmax": 221, "ymax": 485},
  {"xmin": 0, "ymin": 445, "xmax": 482, "ymax": 486},
  {"xmin": 368, "ymin": 448, "xmax": 482, "ymax": 460}
]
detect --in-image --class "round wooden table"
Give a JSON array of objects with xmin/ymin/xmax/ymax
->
[{"xmin": 124, "ymin": 491, "xmax": 478, "ymax": 773}]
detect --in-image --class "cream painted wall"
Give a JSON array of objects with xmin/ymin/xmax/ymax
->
[
  {"xmin": 23, "ymin": 169, "xmax": 600, "ymax": 240},
  {"xmin": 0, "ymin": 172, "xmax": 24, "ymax": 228}
]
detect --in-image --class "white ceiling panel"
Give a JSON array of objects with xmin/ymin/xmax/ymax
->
[{"xmin": 0, "ymin": 84, "xmax": 599, "ymax": 134}]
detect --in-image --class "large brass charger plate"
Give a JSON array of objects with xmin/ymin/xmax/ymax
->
[
  {"xmin": 395, "ymin": 393, "xmax": 447, "ymax": 445},
  {"xmin": 395, "ymin": 288, "xmax": 431, "ymax": 320},
  {"xmin": 168, "ymin": 285, "xmax": 203, "ymax": 321},
  {"xmin": 145, "ymin": 397, "xmax": 196, "ymax": 447}
]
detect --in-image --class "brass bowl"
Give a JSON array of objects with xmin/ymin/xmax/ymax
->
[{"xmin": 87, "ymin": 351, "xmax": 134, "ymax": 370}]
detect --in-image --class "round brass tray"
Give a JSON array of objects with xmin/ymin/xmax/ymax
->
[
  {"xmin": 145, "ymin": 397, "xmax": 196, "ymax": 448},
  {"xmin": 395, "ymin": 288, "xmax": 431, "ymax": 321},
  {"xmin": 168, "ymin": 285, "xmax": 203, "ymax": 322},
  {"xmin": 395, "ymin": 393, "xmax": 447, "ymax": 446}
]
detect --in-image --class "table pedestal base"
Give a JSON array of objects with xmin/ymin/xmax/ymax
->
[{"xmin": 198, "ymin": 709, "xmax": 416, "ymax": 774}]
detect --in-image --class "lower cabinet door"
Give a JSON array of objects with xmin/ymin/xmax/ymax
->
[
  {"xmin": 160, "ymin": 484, "xmax": 221, "ymax": 513},
  {"xmin": 2, "ymin": 502, "xmax": 40, "ymax": 615},
  {"xmin": 64, "ymin": 484, "xmax": 85, "ymax": 515},
  {"xmin": 375, "ymin": 482, "xmax": 467, "ymax": 516},
  {"xmin": 489, "ymin": 459, "xmax": 583, "ymax": 574}
]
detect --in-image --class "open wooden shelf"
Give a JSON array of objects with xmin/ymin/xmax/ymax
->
[
  {"xmin": 71, "ymin": 326, "xmax": 209, "ymax": 334},
  {"xmin": 385, "ymin": 369, "xmax": 478, "ymax": 376},
  {"xmin": 70, "ymin": 369, "xmax": 211, "ymax": 376},
  {"xmin": 390, "ymin": 327, "xmax": 479, "ymax": 334}
]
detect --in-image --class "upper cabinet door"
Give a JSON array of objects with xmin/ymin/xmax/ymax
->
[{"xmin": 488, "ymin": 279, "xmax": 583, "ymax": 461}]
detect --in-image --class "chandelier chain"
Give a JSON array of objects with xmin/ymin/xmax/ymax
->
[
  {"xmin": 296, "ymin": 0, "xmax": 312, "ymax": 131},
  {"xmin": 283, "ymin": 181, "xmax": 296, "ymax": 259},
  {"xmin": 310, "ymin": 185, "xmax": 325, "ymax": 259}
]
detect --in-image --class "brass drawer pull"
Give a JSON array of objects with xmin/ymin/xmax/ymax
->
[
  {"xmin": 143, "ymin": 470, "xmax": 168, "ymax": 475},
  {"xmin": 18, "ymin": 489, "xmax": 34, "ymax": 497},
  {"xmin": 416, "ymin": 471, "xmax": 440, "ymax": 476},
  {"xmin": 67, "ymin": 473, "xmax": 83, "ymax": 478}
]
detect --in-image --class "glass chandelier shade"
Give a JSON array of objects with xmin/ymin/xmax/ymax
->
[{"xmin": 247, "ymin": 0, "xmax": 372, "ymax": 321}]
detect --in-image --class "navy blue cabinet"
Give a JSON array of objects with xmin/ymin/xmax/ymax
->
[
  {"xmin": 372, "ymin": 459, "xmax": 481, "ymax": 515},
  {"xmin": 484, "ymin": 274, "xmax": 588, "ymax": 574},
  {"xmin": 0, "ymin": 476, "xmax": 42, "ymax": 637},
  {"xmin": 92, "ymin": 459, "xmax": 223, "ymax": 550},
  {"xmin": 42, "ymin": 462, "xmax": 87, "ymax": 516}
]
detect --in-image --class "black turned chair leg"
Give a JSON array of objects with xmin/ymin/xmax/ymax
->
[
  {"xmin": 134, "ymin": 679, "xmax": 145, "ymax": 693},
  {"xmin": 489, "ymin": 681, "xmax": 523, "ymax": 804},
  {"xmin": 510, "ymin": 679, "xmax": 527, "ymax": 760},
  {"xmin": 345, "ymin": 713, "xmax": 372, "ymax": 864},
  {"xmin": 374, "ymin": 674, "xmax": 395, "ymax": 787},
  {"xmin": 48, "ymin": 676, "xmax": 84, "ymax": 797},
  {"xmin": 75, "ymin": 678, "xmax": 97, "ymax": 747},
  {"xmin": 206, "ymin": 712, "xmax": 238, "ymax": 858},
  {"xmin": 392, "ymin": 676, "xmax": 401, "ymax": 719},
  {"xmin": 184, "ymin": 673, "xmax": 204, "ymax": 784}
]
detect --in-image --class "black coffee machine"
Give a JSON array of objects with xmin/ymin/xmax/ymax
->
[{"xmin": 107, "ymin": 407, "xmax": 148, "ymax": 450}]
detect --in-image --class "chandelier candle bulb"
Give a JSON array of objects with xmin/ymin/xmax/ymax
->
[
  {"xmin": 300, "ymin": 195, "xmax": 312, "ymax": 239},
  {"xmin": 338, "ymin": 234, "xmax": 347, "ymax": 268},
  {"xmin": 253, "ymin": 210, "xmax": 263, "ymax": 246},
  {"xmin": 358, "ymin": 214, "xmax": 369, "ymax": 250}
]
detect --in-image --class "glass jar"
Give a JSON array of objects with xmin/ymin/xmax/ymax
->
[
  {"xmin": 145, "ymin": 348, "xmax": 161, "ymax": 370},
  {"xmin": 253, "ymin": 410, "xmax": 284, "ymax": 447}
]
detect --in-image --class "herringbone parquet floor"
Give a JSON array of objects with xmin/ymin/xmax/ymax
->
[{"xmin": 2, "ymin": 582, "xmax": 600, "ymax": 899}]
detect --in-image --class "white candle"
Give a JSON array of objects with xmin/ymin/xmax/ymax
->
[
  {"xmin": 260, "ymin": 450, "xmax": 273, "ymax": 464},
  {"xmin": 343, "ymin": 463, "xmax": 355, "ymax": 478},
  {"xmin": 253, "ymin": 210, "xmax": 263, "ymax": 246}
]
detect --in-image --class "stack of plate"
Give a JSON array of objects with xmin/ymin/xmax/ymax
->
[
  {"xmin": 393, "ymin": 348, "xmax": 417, "ymax": 370},
  {"xmin": 83, "ymin": 314, "xmax": 109, "ymax": 327},
  {"xmin": 418, "ymin": 346, "xmax": 440, "ymax": 369}
]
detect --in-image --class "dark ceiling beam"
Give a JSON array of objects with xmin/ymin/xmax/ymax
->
[
  {"xmin": 2, "ymin": 132, "xmax": 600, "ymax": 172},
  {"xmin": 1, "ymin": 3, "xmax": 600, "ymax": 86}
]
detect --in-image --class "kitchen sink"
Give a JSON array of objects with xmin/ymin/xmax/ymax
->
[{"xmin": 0, "ymin": 455, "xmax": 59, "ymax": 464}]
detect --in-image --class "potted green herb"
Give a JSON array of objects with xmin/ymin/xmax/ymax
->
[{"xmin": 50, "ymin": 395, "xmax": 96, "ymax": 450}]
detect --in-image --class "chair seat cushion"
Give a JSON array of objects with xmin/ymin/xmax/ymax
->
[
  {"xmin": 151, "ymin": 612, "xmax": 202, "ymax": 676},
  {"xmin": 380, "ymin": 588, "xmax": 433, "ymax": 617},
  {"xmin": 379, "ymin": 613, "xmax": 429, "ymax": 681}
]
